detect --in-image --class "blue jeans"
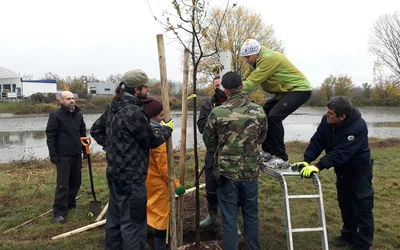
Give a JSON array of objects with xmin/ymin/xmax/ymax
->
[{"xmin": 218, "ymin": 179, "xmax": 259, "ymax": 250}]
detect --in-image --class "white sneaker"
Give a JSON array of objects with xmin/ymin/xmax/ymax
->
[{"xmin": 265, "ymin": 156, "xmax": 290, "ymax": 169}]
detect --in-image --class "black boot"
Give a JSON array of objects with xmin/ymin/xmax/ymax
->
[{"xmin": 154, "ymin": 237, "xmax": 166, "ymax": 250}]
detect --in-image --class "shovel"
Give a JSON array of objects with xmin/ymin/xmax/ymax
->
[{"xmin": 80, "ymin": 137, "xmax": 102, "ymax": 215}]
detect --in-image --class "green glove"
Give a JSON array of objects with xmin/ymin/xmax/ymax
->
[
  {"xmin": 175, "ymin": 185, "xmax": 186, "ymax": 196},
  {"xmin": 299, "ymin": 165, "xmax": 320, "ymax": 178},
  {"xmin": 162, "ymin": 119, "xmax": 174, "ymax": 131},
  {"xmin": 291, "ymin": 162, "xmax": 309, "ymax": 171}
]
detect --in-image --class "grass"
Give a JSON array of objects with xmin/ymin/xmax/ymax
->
[
  {"xmin": 0, "ymin": 102, "xmax": 23, "ymax": 113},
  {"xmin": 1, "ymin": 139, "xmax": 400, "ymax": 249}
]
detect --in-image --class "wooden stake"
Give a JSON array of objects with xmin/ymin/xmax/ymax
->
[
  {"xmin": 95, "ymin": 202, "xmax": 108, "ymax": 222},
  {"xmin": 177, "ymin": 49, "xmax": 190, "ymax": 246},
  {"xmin": 51, "ymin": 219, "xmax": 106, "ymax": 240},
  {"xmin": 156, "ymin": 34, "xmax": 177, "ymax": 250}
]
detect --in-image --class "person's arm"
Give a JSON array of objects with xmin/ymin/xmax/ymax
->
[
  {"xmin": 258, "ymin": 112, "xmax": 268, "ymax": 144},
  {"xmin": 129, "ymin": 109, "xmax": 172, "ymax": 149},
  {"xmin": 45, "ymin": 112, "xmax": 59, "ymax": 163},
  {"xmin": 90, "ymin": 107, "xmax": 108, "ymax": 147},
  {"xmin": 197, "ymin": 100, "xmax": 213, "ymax": 134},
  {"xmin": 203, "ymin": 111, "xmax": 218, "ymax": 149},
  {"xmin": 242, "ymin": 52, "xmax": 281, "ymax": 95}
]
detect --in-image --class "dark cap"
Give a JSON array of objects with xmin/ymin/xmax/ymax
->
[
  {"xmin": 121, "ymin": 69, "xmax": 156, "ymax": 88},
  {"xmin": 142, "ymin": 98, "xmax": 163, "ymax": 118},
  {"xmin": 221, "ymin": 72, "xmax": 242, "ymax": 89}
]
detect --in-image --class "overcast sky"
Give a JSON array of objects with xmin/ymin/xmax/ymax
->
[{"xmin": 1, "ymin": 0, "xmax": 400, "ymax": 87}]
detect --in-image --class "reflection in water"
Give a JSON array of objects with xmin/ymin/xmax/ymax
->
[{"xmin": 1, "ymin": 107, "xmax": 400, "ymax": 163}]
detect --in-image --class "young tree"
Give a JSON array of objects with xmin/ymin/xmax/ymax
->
[
  {"xmin": 152, "ymin": 1, "xmax": 232, "ymax": 248},
  {"xmin": 369, "ymin": 11, "xmax": 400, "ymax": 80}
]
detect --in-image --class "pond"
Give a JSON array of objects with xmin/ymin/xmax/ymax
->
[{"xmin": 1, "ymin": 107, "xmax": 400, "ymax": 163}]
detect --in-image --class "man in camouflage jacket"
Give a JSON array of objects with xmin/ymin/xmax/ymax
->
[{"xmin": 203, "ymin": 72, "xmax": 267, "ymax": 250}]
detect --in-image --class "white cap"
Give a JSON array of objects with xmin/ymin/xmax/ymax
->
[{"xmin": 240, "ymin": 39, "xmax": 261, "ymax": 56}]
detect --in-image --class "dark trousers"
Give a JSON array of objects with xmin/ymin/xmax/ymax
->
[
  {"xmin": 218, "ymin": 179, "xmax": 259, "ymax": 250},
  {"xmin": 53, "ymin": 155, "xmax": 82, "ymax": 217},
  {"xmin": 105, "ymin": 173, "xmax": 147, "ymax": 250},
  {"xmin": 336, "ymin": 160, "xmax": 374, "ymax": 249},
  {"xmin": 262, "ymin": 91, "xmax": 311, "ymax": 161},
  {"xmin": 204, "ymin": 149, "xmax": 218, "ymax": 206}
]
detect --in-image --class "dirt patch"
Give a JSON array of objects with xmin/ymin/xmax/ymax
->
[{"xmin": 147, "ymin": 192, "xmax": 250, "ymax": 250}]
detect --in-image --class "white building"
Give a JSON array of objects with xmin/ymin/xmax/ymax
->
[
  {"xmin": 89, "ymin": 81, "xmax": 118, "ymax": 95},
  {"xmin": 21, "ymin": 79, "xmax": 57, "ymax": 97},
  {"xmin": 0, "ymin": 66, "xmax": 57, "ymax": 99},
  {"xmin": 0, "ymin": 66, "xmax": 21, "ymax": 99}
]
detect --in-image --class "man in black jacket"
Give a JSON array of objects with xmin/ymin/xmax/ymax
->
[
  {"xmin": 292, "ymin": 96, "xmax": 374, "ymax": 250},
  {"xmin": 197, "ymin": 76, "xmax": 226, "ymax": 228},
  {"xmin": 90, "ymin": 69, "xmax": 173, "ymax": 250},
  {"xmin": 46, "ymin": 91, "xmax": 86, "ymax": 224}
]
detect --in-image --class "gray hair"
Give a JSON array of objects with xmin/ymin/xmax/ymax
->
[{"xmin": 327, "ymin": 96, "xmax": 353, "ymax": 117}]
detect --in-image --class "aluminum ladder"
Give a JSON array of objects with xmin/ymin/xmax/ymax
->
[{"xmin": 264, "ymin": 168, "xmax": 329, "ymax": 250}]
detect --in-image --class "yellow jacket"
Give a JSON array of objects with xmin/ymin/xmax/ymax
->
[{"xmin": 146, "ymin": 142, "xmax": 181, "ymax": 230}]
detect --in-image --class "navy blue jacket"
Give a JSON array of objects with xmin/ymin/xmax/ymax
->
[{"xmin": 304, "ymin": 108, "xmax": 370, "ymax": 174}]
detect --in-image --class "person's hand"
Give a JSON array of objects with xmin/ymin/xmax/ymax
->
[
  {"xmin": 299, "ymin": 165, "xmax": 320, "ymax": 178},
  {"xmin": 291, "ymin": 162, "xmax": 309, "ymax": 171},
  {"xmin": 175, "ymin": 185, "xmax": 186, "ymax": 196},
  {"xmin": 50, "ymin": 155, "xmax": 58, "ymax": 165},
  {"xmin": 162, "ymin": 119, "xmax": 174, "ymax": 131}
]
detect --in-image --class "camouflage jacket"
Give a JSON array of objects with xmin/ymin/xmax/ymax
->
[{"xmin": 203, "ymin": 92, "xmax": 267, "ymax": 180}]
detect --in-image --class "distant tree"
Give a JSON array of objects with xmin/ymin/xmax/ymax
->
[
  {"xmin": 372, "ymin": 60, "xmax": 400, "ymax": 105},
  {"xmin": 69, "ymin": 78, "xmax": 88, "ymax": 99},
  {"xmin": 320, "ymin": 75, "xmax": 335, "ymax": 101},
  {"xmin": 57, "ymin": 79, "xmax": 70, "ymax": 91},
  {"xmin": 106, "ymin": 74, "xmax": 123, "ymax": 84},
  {"xmin": 333, "ymin": 74, "xmax": 354, "ymax": 97},
  {"xmin": 21, "ymin": 74, "xmax": 33, "ymax": 80},
  {"xmin": 43, "ymin": 72, "xmax": 60, "ymax": 80},
  {"xmin": 369, "ymin": 11, "xmax": 400, "ymax": 80},
  {"xmin": 199, "ymin": 5, "xmax": 284, "ymax": 83}
]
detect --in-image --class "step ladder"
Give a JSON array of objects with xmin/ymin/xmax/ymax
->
[{"xmin": 264, "ymin": 168, "xmax": 329, "ymax": 250}]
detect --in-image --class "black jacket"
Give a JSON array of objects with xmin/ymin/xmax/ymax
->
[
  {"xmin": 90, "ymin": 93, "xmax": 172, "ymax": 183},
  {"xmin": 46, "ymin": 105, "xmax": 86, "ymax": 157},
  {"xmin": 304, "ymin": 108, "xmax": 370, "ymax": 174}
]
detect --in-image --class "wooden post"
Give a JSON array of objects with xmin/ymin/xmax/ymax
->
[
  {"xmin": 177, "ymin": 49, "xmax": 189, "ymax": 246},
  {"xmin": 156, "ymin": 34, "xmax": 177, "ymax": 250}
]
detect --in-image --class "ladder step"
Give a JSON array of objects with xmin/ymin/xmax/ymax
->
[
  {"xmin": 291, "ymin": 227, "xmax": 324, "ymax": 233},
  {"xmin": 288, "ymin": 194, "xmax": 320, "ymax": 199}
]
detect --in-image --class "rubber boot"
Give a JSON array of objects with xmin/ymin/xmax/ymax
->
[
  {"xmin": 200, "ymin": 203, "xmax": 218, "ymax": 229},
  {"xmin": 154, "ymin": 237, "xmax": 166, "ymax": 250}
]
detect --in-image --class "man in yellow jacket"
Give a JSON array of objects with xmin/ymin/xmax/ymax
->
[
  {"xmin": 241, "ymin": 39, "xmax": 312, "ymax": 169},
  {"xmin": 143, "ymin": 98, "xmax": 185, "ymax": 250}
]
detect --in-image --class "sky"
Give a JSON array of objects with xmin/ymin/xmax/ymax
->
[{"xmin": 1, "ymin": 0, "xmax": 400, "ymax": 88}]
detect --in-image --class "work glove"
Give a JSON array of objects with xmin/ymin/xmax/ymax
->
[
  {"xmin": 162, "ymin": 119, "xmax": 174, "ymax": 131},
  {"xmin": 291, "ymin": 161, "xmax": 309, "ymax": 172},
  {"xmin": 300, "ymin": 165, "xmax": 320, "ymax": 178},
  {"xmin": 175, "ymin": 185, "xmax": 186, "ymax": 196},
  {"xmin": 50, "ymin": 155, "xmax": 58, "ymax": 165}
]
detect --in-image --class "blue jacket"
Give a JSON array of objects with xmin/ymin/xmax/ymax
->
[{"xmin": 304, "ymin": 108, "xmax": 370, "ymax": 174}]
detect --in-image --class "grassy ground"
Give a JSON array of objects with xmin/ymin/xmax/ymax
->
[
  {"xmin": 1, "ymin": 139, "xmax": 400, "ymax": 249},
  {"xmin": 0, "ymin": 102, "xmax": 23, "ymax": 113}
]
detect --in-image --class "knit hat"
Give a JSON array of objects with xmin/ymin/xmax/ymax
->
[
  {"xmin": 240, "ymin": 39, "xmax": 261, "ymax": 56},
  {"xmin": 221, "ymin": 72, "xmax": 242, "ymax": 89},
  {"xmin": 121, "ymin": 69, "xmax": 156, "ymax": 88},
  {"xmin": 142, "ymin": 98, "xmax": 163, "ymax": 118}
]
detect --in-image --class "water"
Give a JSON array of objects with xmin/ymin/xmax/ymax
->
[{"xmin": 1, "ymin": 107, "xmax": 400, "ymax": 163}]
